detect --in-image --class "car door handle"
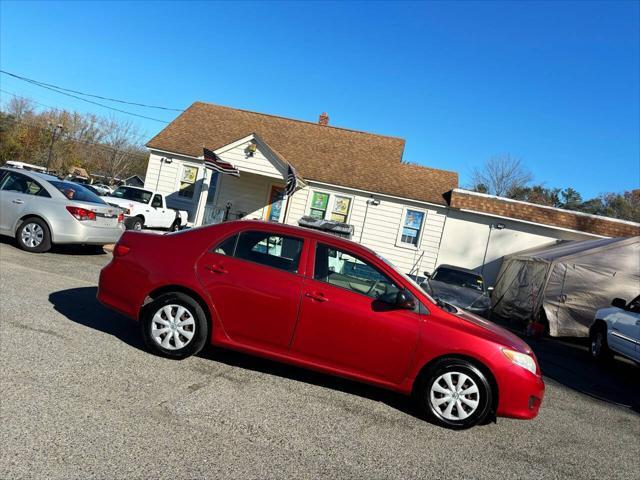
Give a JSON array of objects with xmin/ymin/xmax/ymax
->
[
  {"xmin": 12, "ymin": 199, "xmax": 24, "ymax": 204},
  {"xmin": 305, "ymin": 292, "xmax": 328, "ymax": 302},
  {"xmin": 205, "ymin": 264, "xmax": 228, "ymax": 274}
]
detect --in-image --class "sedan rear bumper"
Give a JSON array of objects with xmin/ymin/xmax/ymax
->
[{"xmin": 53, "ymin": 220, "xmax": 124, "ymax": 245}]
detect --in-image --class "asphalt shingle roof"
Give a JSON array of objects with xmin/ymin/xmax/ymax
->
[{"xmin": 146, "ymin": 102, "xmax": 458, "ymax": 206}]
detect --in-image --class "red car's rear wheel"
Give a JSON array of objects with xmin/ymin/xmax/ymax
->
[{"xmin": 141, "ymin": 292, "xmax": 208, "ymax": 359}]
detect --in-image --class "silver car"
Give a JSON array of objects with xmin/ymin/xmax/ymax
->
[{"xmin": 0, "ymin": 167, "xmax": 125, "ymax": 252}]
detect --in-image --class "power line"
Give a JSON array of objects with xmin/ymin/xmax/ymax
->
[
  {"xmin": 0, "ymin": 88, "xmax": 67, "ymax": 112},
  {"xmin": 0, "ymin": 70, "xmax": 184, "ymax": 112},
  {"xmin": 0, "ymin": 70, "xmax": 173, "ymax": 124}
]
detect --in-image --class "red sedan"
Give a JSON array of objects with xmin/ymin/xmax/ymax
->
[{"xmin": 98, "ymin": 220, "xmax": 544, "ymax": 429}]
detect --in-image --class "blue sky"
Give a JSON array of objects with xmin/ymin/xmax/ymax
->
[{"xmin": 1, "ymin": 0, "xmax": 638, "ymax": 198}]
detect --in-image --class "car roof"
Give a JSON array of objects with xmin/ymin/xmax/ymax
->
[
  {"xmin": 435, "ymin": 264, "xmax": 482, "ymax": 276},
  {"xmin": 224, "ymin": 219, "xmax": 380, "ymax": 256},
  {"xmin": 1, "ymin": 166, "xmax": 61, "ymax": 183}
]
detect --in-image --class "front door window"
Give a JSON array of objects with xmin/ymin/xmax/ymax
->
[{"xmin": 266, "ymin": 185, "xmax": 285, "ymax": 222}]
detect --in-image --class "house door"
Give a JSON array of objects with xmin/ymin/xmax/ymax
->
[
  {"xmin": 265, "ymin": 185, "xmax": 285, "ymax": 222},
  {"xmin": 202, "ymin": 171, "xmax": 223, "ymax": 225}
]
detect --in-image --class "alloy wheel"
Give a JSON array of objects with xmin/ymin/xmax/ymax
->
[
  {"xmin": 429, "ymin": 371, "xmax": 480, "ymax": 421},
  {"xmin": 151, "ymin": 304, "xmax": 196, "ymax": 350},
  {"xmin": 21, "ymin": 223, "xmax": 44, "ymax": 248}
]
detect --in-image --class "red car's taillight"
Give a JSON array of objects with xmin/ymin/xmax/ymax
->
[
  {"xmin": 66, "ymin": 206, "xmax": 96, "ymax": 221},
  {"xmin": 113, "ymin": 244, "xmax": 130, "ymax": 257},
  {"xmin": 117, "ymin": 213, "xmax": 124, "ymax": 223}
]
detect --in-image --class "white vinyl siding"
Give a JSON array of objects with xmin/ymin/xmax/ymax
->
[
  {"xmin": 216, "ymin": 138, "xmax": 284, "ymax": 179},
  {"xmin": 285, "ymin": 181, "xmax": 447, "ymax": 275}
]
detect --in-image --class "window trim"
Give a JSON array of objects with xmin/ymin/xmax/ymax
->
[
  {"xmin": 395, "ymin": 206, "xmax": 427, "ymax": 250},
  {"xmin": 174, "ymin": 163, "xmax": 201, "ymax": 201},
  {"xmin": 306, "ymin": 189, "xmax": 354, "ymax": 224},
  {"xmin": 151, "ymin": 194, "xmax": 163, "ymax": 208},
  {"xmin": 211, "ymin": 229, "xmax": 306, "ymax": 275},
  {"xmin": 0, "ymin": 171, "xmax": 50, "ymax": 197},
  {"xmin": 312, "ymin": 242, "xmax": 400, "ymax": 300}
]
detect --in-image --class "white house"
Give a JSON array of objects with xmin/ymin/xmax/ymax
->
[{"xmin": 144, "ymin": 102, "xmax": 640, "ymax": 284}]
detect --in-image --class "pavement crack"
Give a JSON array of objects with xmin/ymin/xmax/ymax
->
[{"xmin": 9, "ymin": 321, "xmax": 67, "ymax": 340}]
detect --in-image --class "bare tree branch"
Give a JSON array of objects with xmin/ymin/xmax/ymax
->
[{"xmin": 470, "ymin": 155, "xmax": 533, "ymax": 197}]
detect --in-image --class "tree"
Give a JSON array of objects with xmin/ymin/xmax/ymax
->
[
  {"xmin": 99, "ymin": 117, "xmax": 145, "ymax": 183},
  {"xmin": 507, "ymin": 184, "xmax": 561, "ymax": 207},
  {"xmin": 470, "ymin": 155, "xmax": 533, "ymax": 197},
  {"xmin": 558, "ymin": 187, "xmax": 583, "ymax": 210}
]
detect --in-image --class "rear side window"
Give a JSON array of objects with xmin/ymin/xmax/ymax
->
[
  {"xmin": 0, "ymin": 172, "xmax": 50, "ymax": 197},
  {"xmin": 213, "ymin": 234, "xmax": 238, "ymax": 256},
  {"xmin": 230, "ymin": 230, "xmax": 303, "ymax": 273},
  {"xmin": 48, "ymin": 181, "xmax": 106, "ymax": 205}
]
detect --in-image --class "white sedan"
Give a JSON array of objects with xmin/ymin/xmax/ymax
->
[{"xmin": 590, "ymin": 296, "xmax": 640, "ymax": 364}]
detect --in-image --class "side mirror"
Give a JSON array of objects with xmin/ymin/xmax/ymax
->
[
  {"xmin": 611, "ymin": 298, "xmax": 627, "ymax": 309},
  {"xmin": 395, "ymin": 290, "xmax": 416, "ymax": 310},
  {"xmin": 423, "ymin": 271, "xmax": 431, "ymax": 278}
]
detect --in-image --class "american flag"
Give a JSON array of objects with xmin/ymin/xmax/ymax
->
[
  {"xmin": 285, "ymin": 164, "xmax": 297, "ymax": 196},
  {"xmin": 203, "ymin": 148, "xmax": 240, "ymax": 177}
]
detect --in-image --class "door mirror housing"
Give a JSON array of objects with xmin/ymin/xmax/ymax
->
[
  {"xmin": 611, "ymin": 298, "xmax": 627, "ymax": 309},
  {"xmin": 395, "ymin": 290, "xmax": 416, "ymax": 310}
]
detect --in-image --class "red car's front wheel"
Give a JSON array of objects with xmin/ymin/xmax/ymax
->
[{"xmin": 416, "ymin": 358, "xmax": 493, "ymax": 429}]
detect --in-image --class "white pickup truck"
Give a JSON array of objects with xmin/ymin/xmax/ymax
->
[{"xmin": 104, "ymin": 186, "xmax": 188, "ymax": 231}]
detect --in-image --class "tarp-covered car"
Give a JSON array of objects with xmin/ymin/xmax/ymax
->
[{"xmin": 491, "ymin": 236, "xmax": 640, "ymax": 337}]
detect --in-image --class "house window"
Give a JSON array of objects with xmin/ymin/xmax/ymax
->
[
  {"xmin": 309, "ymin": 191, "xmax": 352, "ymax": 223},
  {"xmin": 399, "ymin": 209, "xmax": 425, "ymax": 246},
  {"xmin": 309, "ymin": 192, "xmax": 330, "ymax": 219},
  {"xmin": 330, "ymin": 196, "xmax": 352, "ymax": 223},
  {"xmin": 179, "ymin": 165, "xmax": 198, "ymax": 198}
]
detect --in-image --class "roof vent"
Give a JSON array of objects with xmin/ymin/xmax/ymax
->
[{"xmin": 318, "ymin": 112, "xmax": 329, "ymax": 126}]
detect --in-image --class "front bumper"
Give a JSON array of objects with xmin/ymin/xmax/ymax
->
[{"xmin": 496, "ymin": 363, "xmax": 545, "ymax": 419}]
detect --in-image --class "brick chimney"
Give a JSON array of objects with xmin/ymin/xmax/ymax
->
[{"xmin": 318, "ymin": 112, "xmax": 329, "ymax": 126}]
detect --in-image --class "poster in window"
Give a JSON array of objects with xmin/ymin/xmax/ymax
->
[
  {"xmin": 404, "ymin": 210, "xmax": 424, "ymax": 229},
  {"xmin": 333, "ymin": 196, "xmax": 351, "ymax": 215},
  {"xmin": 311, "ymin": 192, "xmax": 329, "ymax": 210},
  {"xmin": 310, "ymin": 208, "xmax": 325, "ymax": 219},
  {"xmin": 181, "ymin": 166, "xmax": 198, "ymax": 184}
]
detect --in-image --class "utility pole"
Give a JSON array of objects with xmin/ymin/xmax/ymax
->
[
  {"xmin": 46, "ymin": 123, "xmax": 64, "ymax": 173},
  {"xmin": 480, "ymin": 223, "xmax": 506, "ymax": 275}
]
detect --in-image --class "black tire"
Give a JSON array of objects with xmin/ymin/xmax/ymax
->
[
  {"xmin": 141, "ymin": 292, "xmax": 208, "ymax": 359},
  {"xmin": 415, "ymin": 358, "xmax": 493, "ymax": 430},
  {"xmin": 590, "ymin": 323, "xmax": 612, "ymax": 362},
  {"xmin": 170, "ymin": 219, "xmax": 181, "ymax": 232},
  {"xmin": 15, "ymin": 217, "xmax": 52, "ymax": 253},
  {"xmin": 126, "ymin": 216, "xmax": 144, "ymax": 231}
]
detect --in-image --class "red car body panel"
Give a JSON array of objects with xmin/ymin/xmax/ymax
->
[{"xmin": 98, "ymin": 220, "xmax": 544, "ymax": 420}]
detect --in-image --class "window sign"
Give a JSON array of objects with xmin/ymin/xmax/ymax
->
[
  {"xmin": 310, "ymin": 192, "xmax": 329, "ymax": 219},
  {"xmin": 331, "ymin": 196, "xmax": 352, "ymax": 223},
  {"xmin": 179, "ymin": 166, "xmax": 198, "ymax": 198},
  {"xmin": 400, "ymin": 209, "xmax": 424, "ymax": 246}
]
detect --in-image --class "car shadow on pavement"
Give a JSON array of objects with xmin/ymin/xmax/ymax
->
[
  {"xmin": 49, "ymin": 287, "xmax": 144, "ymax": 349},
  {"xmin": 491, "ymin": 315, "xmax": 639, "ymax": 413},
  {"xmin": 196, "ymin": 345, "xmax": 428, "ymax": 422},
  {"xmin": 49, "ymin": 286, "xmax": 439, "ymax": 425},
  {"xmin": 0, "ymin": 235, "xmax": 107, "ymax": 255},
  {"xmin": 526, "ymin": 336, "xmax": 640, "ymax": 413}
]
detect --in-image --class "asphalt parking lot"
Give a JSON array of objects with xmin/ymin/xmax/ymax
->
[{"xmin": 0, "ymin": 239, "xmax": 638, "ymax": 480}]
